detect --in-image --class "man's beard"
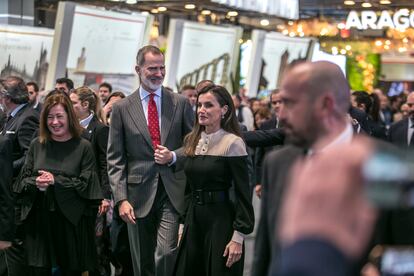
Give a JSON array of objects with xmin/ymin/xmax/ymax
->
[{"xmin": 141, "ymin": 77, "xmax": 163, "ymax": 91}]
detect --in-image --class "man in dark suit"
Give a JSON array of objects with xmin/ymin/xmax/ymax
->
[
  {"xmin": 254, "ymin": 89, "xmax": 282, "ymax": 197},
  {"xmin": 252, "ymin": 61, "xmax": 355, "ymax": 276},
  {"xmin": 388, "ymin": 92, "xmax": 414, "ymax": 148},
  {"xmin": 0, "ymin": 136, "xmax": 14, "ymax": 252},
  {"xmin": 107, "ymin": 45, "xmax": 194, "ymax": 276},
  {"xmin": 376, "ymin": 92, "xmax": 414, "ymax": 247},
  {"xmin": 274, "ymin": 139, "xmax": 377, "ymax": 276},
  {"xmin": 0, "ymin": 76, "xmax": 39, "ymax": 177},
  {"xmin": 0, "ymin": 76, "xmax": 39, "ymax": 276}
]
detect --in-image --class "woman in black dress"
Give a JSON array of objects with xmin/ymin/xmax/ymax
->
[
  {"xmin": 14, "ymin": 93, "xmax": 102, "ymax": 275},
  {"xmin": 174, "ymin": 85, "xmax": 255, "ymax": 275}
]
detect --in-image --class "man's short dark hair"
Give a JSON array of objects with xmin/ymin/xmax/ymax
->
[
  {"xmin": 0, "ymin": 76, "xmax": 29, "ymax": 104},
  {"xmin": 26, "ymin": 81, "xmax": 39, "ymax": 92},
  {"xmin": 136, "ymin": 45, "xmax": 163, "ymax": 66},
  {"xmin": 55, "ymin": 77, "xmax": 74, "ymax": 90},
  {"xmin": 99, "ymin": 82, "xmax": 113, "ymax": 93},
  {"xmin": 180, "ymin": 84, "xmax": 195, "ymax": 93}
]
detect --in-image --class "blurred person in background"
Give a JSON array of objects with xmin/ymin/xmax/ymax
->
[
  {"xmin": 180, "ymin": 84, "xmax": 197, "ymax": 111},
  {"xmin": 249, "ymin": 97, "xmax": 261, "ymax": 114},
  {"xmin": 103, "ymin": 92, "xmax": 125, "ymax": 124},
  {"xmin": 254, "ymin": 107, "xmax": 271, "ymax": 130},
  {"xmin": 26, "ymin": 81, "xmax": 41, "ymax": 112},
  {"xmin": 70, "ymin": 86, "xmax": 111, "ymax": 276},
  {"xmin": 351, "ymin": 91, "xmax": 386, "ymax": 140},
  {"xmin": 55, "ymin": 78, "xmax": 74, "ymax": 94},
  {"xmin": 393, "ymin": 103, "xmax": 409, "ymax": 122},
  {"xmin": 13, "ymin": 92, "xmax": 102, "ymax": 275},
  {"xmin": 232, "ymin": 94, "xmax": 254, "ymax": 131},
  {"xmin": 99, "ymin": 83, "xmax": 112, "ymax": 106}
]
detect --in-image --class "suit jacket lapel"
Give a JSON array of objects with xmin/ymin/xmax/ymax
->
[
  {"xmin": 126, "ymin": 90, "xmax": 153, "ymax": 148},
  {"xmin": 82, "ymin": 116, "xmax": 96, "ymax": 140},
  {"xmin": 160, "ymin": 87, "xmax": 177, "ymax": 145}
]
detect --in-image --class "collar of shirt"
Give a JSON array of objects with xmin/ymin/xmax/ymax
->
[
  {"xmin": 308, "ymin": 123, "xmax": 353, "ymax": 156},
  {"xmin": 79, "ymin": 112, "xmax": 94, "ymax": 129},
  {"xmin": 9, "ymin": 103, "xmax": 27, "ymax": 118},
  {"xmin": 409, "ymin": 118, "xmax": 414, "ymax": 129},
  {"xmin": 139, "ymin": 86, "xmax": 162, "ymax": 125},
  {"xmin": 139, "ymin": 86, "xmax": 162, "ymax": 101}
]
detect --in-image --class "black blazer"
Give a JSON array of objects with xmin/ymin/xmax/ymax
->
[
  {"xmin": 0, "ymin": 104, "xmax": 39, "ymax": 177},
  {"xmin": 81, "ymin": 116, "xmax": 111, "ymax": 199},
  {"xmin": 388, "ymin": 118, "xmax": 410, "ymax": 147},
  {"xmin": 0, "ymin": 136, "xmax": 14, "ymax": 242},
  {"xmin": 243, "ymin": 128, "xmax": 285, "ymax": 148},
  {"xmin": 252, "ymin": 145, "xmax": 303, "ymax": 276}
]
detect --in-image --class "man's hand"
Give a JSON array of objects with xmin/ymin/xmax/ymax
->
[
  {"xmin": 0, "ymin": 241, "xmax": 12, "ymax": 250},
  {"xmin": 255, "ymin": 184, "xmax": 262, "ymax": 198},
  {"xmin": 119, "ymin": 200, "xmax": 136, "ymax": 224},
  {"xmin": 154, "ymin": 145, "xmax": 173, "ymax": 165},
  {"xmin": 279, "ymin": 137, "xmax": 377, "ymax": 259},
  {"xmin": 98, "ymin": 199, "xmax": 111, "ymax": 215}
]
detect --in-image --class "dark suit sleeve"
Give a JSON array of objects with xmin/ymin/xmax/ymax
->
[
  {"xmin": 13, "ymin": 111, "xmax": 39, "ymax": 174},
  {"xmin": 243, "ymin": 128, "xmax": 285, "ymax": 148},
  {"xmin": 0, "ymin": 137, "xmax": 15, "ymax": 242},
  {"xmin": 94, "ymin": 124, "xmax": 111, "ymax": 199},
  {"xmin": 275, "ymin": 239, "xmax": 349, "ymax": 276},
  {"xmin": 228, "ymin": 156, "xmax": 254, "ymax": 235}
]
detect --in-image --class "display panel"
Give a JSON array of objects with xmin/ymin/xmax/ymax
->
[
  {"xmin": 165, "ymin": 20, "xmax": 242, "ymax": 92},
  {"xmin": 245, "ymin": 30, "xmax": 312, "ymax": 97},
  {"xmin": 0, "ymin": 24, "xmax": 54, "ymax": 90},
  {"xmin": 67, "ymin": 5, "xmax": 149, "ymax": 74}
]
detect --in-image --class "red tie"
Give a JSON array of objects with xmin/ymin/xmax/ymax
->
[{"xmin": 148, "ymin": 93, "xmax": 160, "ymax": 149}]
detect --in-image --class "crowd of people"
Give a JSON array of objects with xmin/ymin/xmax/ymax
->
[{"xmin": 0, "ymin": 44, "xmax": 413, "ymax": 276}]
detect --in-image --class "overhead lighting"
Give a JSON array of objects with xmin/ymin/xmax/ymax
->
[
  {"xmin": 337, "ymin": 22, "xmax": 346, "ymax": 29},
  {"xmin": 260, "ymin": 19, "xmax": 270, "ymax": 26},
  {"xmin": 288, "ymin": 21, "xmax": 294, "ymax": 26},
  {"xmin": 344, "ymin": 1, "xmax": 355, "ymax": 5},
  {"xmin": 141, "ymin": 11, "xmax": 149, "ymax": 15},
  {"xmin": 184, "ymin": 4, "xmax": 196, "ymax": 10},
  {"xmin": 151, "ymin": 8, "xmax": 159, "ymax": 13},
  {"xmin": 227, "ymin": 11, "xmax": 238, "ymax": 17},
  {"xmin": 362, "ymin": 2, "xmax": 372, "ymax": 8},
  {"xmin": 201, "ymin": 10, "xmax": 211, "ymax": 15},
  {"xmin": 380, "ymin": 0, "xmax": 391, "ymax": 4},
  {"xmin": 125, "ymin": 0, "xmax": 137, "ymax": 3},
  {"xmin": 158, "ymin": 6, "xmax": 167, "ymax": 12}
]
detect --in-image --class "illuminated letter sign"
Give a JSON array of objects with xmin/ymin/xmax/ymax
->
[{"xmin": 346, "ymin": 9, "xmax": 414, "ymax": 30}]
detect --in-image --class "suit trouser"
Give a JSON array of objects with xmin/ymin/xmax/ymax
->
[
  {"xmin": 127, "ymin": 182, "xmax": 179, "ymax": 276},
  {"xmin": 0, "ymin": 240, "xmax": 28, "ymax": 276}
]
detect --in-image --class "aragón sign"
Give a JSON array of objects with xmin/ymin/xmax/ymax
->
[{"xmin": 346, "ymin": 10, "xmax": 414, "ymax": 30}]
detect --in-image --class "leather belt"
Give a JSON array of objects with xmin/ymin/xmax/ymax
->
[{"xmin": 192, "ymin": 189, "xmax": 229, "ymax": 205}]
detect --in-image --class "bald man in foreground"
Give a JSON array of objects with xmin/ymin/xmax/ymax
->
[
  {"xmin": 252, "ymin": 61, "xmax": 357, "ymax": 275},
  {"xmin": 274, "ymin": 138, "xmax": 378, "ymax": 276}
]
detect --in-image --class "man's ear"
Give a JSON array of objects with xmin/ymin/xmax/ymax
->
[{"xmin": 135, "ymin": 65, "xmax": 140, "ymax": 76}]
